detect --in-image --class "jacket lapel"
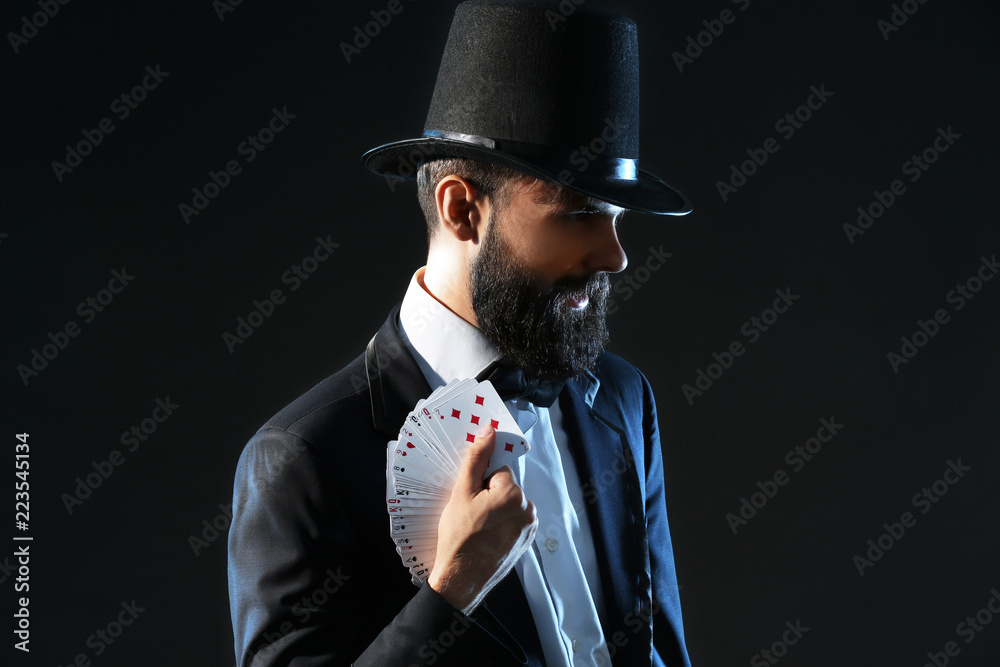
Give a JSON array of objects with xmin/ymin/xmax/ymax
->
[
  {"xmin": 366, "ymin": 305, "xmax": 432, "ymax": 438},
  {"xmin": 561, "ymin": 369, "xmax": 653, "ymax": 665}
]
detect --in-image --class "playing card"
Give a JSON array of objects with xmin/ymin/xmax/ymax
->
[
  {"xmin": 386, "ymin": 378, "xmax": 530, "ymax": 582},
  {"xmin": 389, "ymin": 437, "xmax": 457, "ymax": 490},
  {"xmin": 398, "ymin": 420, "xmax": 451, "ymax": 473},
  {"xmin": 418, "ymin": 378, "xmax": 478, "ymax": 473},
  {"xmin": 386, "ymin": 496, "xmax": 447, "ymax": 510},
  {"xmin": 404, "ymin": 402, "xmax": 455, "ymax": 474},
  {"xmin": 391, "ymin": 533, "xmax": 437, "ymax": 549},
  {"xmin": 432, "ymin": 381, "xmax": 529, "ymax": 476},
  {"xmin": 399, "ymin": 548, "xmax": 436, "ymax": 569},
  {"xmin": 386, "ymin": 444, "xmax": 449, "ymax": 504}
]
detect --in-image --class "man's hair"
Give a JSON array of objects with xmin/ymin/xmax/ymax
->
[
  {"xmin": 416, "ymin": 157, "xmax": 611, "ymax": 240},
  {"xmin": 416, "ymin": 158, "xmax": 528, "ymax": 238}
]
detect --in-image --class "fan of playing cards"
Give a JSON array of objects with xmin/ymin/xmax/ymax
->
[{"xmin": 385, "ymin": 378, "xmax": 531, "ymax": 582}]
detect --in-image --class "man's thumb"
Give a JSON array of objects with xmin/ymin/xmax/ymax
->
[{"xmin": 454, "ymin": 425, "xmax": 495, "ymax": 496}]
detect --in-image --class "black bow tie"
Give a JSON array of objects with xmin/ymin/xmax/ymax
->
[{"xmin": 476, "ymin": 359, "xmax": 565, "ymax": 408}]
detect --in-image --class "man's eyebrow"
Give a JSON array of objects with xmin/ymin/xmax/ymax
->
[
  {"xmin": 577, "ymin": 198, "xmax": 623, "ymax": 214},
  {"xmin": 527, "ymin": 182, "xmax": 624, "ymax": 216},
  {"xmin": 563, "ymin": 195, "xmax": 626, "ymax": 218}
]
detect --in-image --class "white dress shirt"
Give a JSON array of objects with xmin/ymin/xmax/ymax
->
[{"xmin": 398, "ymin": 268, "xmax": 612, "ymax": 666}]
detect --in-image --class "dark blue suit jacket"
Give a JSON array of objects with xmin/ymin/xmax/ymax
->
[{"xmin": 228, "ymin": 307, "xmax": 691, "ymax": 666}]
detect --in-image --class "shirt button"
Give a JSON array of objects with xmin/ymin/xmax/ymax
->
[
  {"xmin": 572, "ymin": 637, "xmax": 579, "ymax": 652},
  {"xmin": 545, "ymin": 538, "xmax": 559, "ymax": 552}
]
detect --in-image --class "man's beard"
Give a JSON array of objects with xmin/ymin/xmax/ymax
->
[{"xmin": 470, "ymin": 214, "xmax": 611, "ymax": 383}]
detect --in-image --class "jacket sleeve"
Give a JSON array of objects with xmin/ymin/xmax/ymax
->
[
  {"xmin": 639, "ymin": 372, "xmax": 693, "ymax": 667},
  {"xmin": 227, "ymin": 427, "xmax": 526, "ymax": 667}
]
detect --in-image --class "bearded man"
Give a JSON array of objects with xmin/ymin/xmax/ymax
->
[{"xmin": 228, "ymin": 2, "xmax": 694, "ymax": 665}]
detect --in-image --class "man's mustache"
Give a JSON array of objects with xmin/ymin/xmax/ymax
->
[{"xmin": 548, "ymin": 272, "xmax": 610, "ymax": 296}]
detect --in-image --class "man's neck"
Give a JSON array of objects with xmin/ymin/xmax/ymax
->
[
  {"xmin": 398, "ymin": 268, "xmax": 502, "ymax": 392},
  {"xmin": 419, "ymin": 263, "xmax": 478, "ymax": 328}
]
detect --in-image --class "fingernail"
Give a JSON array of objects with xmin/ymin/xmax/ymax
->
[{"xmin": 476, "ymin": 424, "xmax": 494, "ymax": 437}]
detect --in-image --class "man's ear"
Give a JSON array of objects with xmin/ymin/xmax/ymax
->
[{"xmin": 435, "ymin": 175, "xmax": 488, "ymax": 244}]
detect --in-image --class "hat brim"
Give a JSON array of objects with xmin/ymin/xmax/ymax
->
[{"xmin": 362, "ymin": 137, "xmax": 693, "ymax": 216}]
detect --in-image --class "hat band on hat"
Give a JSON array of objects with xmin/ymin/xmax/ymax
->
[{"xmin": 422, "ymin": 130, "xmax": 639, "ymax": 182}]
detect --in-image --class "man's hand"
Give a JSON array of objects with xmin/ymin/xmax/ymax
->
[{"xmin": 427, "ymin": 425, "xmax": 537, "ymax": 615}]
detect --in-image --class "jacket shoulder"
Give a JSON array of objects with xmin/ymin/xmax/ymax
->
[
  {"xmin": 591, "ymin": 350, "xmax": 651, "ymax": 401},
  {"xmin": 256, "ymin": 351, "xmax": 374, "ymax": 448}
]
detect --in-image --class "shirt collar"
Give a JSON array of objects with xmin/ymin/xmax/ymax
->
[{"xmin": 398, "ymin": 267, "xmax": 502, "ymax": 392}]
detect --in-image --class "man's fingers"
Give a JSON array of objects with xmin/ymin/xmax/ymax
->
[
  {"xmin": 484, "ymin": 464, "xmax": 517, "ymax": 492},
  {"xmin": 453, "ymin": 425, "xmax": 495, "ymax": 497},
  {"xmin": 524, "ymin": 499, "xmax": 537, "ymax": 524},
  {"xmin": 486, "ymin": 464, "xmax": 514, "ymax": 483}
]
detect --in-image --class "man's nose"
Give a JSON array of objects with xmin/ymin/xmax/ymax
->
[{"xmin": 585, "ymin": 218, "xmax": 628, "ymax": 274}]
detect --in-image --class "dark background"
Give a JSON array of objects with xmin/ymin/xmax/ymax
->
[{"xmin": 3, "ymin": 0, "xmax": 999, "ymax": 665}]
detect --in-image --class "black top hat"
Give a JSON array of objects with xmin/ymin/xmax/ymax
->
[{"xmin": 362, "ymin": 0, "xmax": 692, "ymax": 216}]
